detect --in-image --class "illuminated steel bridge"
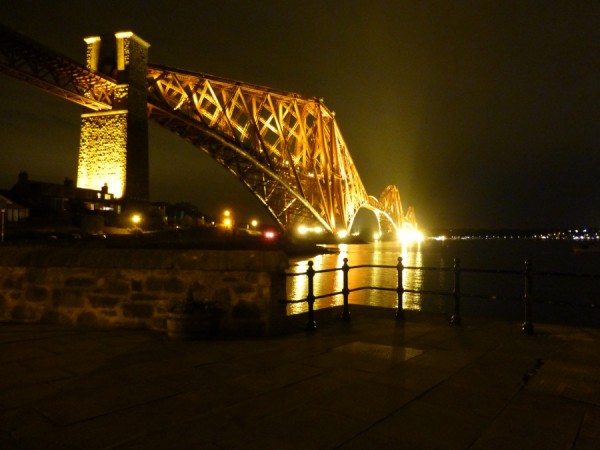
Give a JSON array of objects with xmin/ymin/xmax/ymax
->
[{"xmin": 0, "ymin": 25, "xmax": 417, "ymax": 235}]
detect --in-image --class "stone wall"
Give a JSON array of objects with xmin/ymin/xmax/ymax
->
[{"xmin": 0, "ymin": 247, "xmax": 289, "ymax": 337}]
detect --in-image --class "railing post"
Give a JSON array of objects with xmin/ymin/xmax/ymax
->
[
  {"xmin": 341, "ymin": 258, "xmax": 351, "ymax": 321},
  {"xmin": 450, "ymin": 258, "xmax": 462, "ymax": 326},
  {"xmin": 306, "ymin": 261, "xmax": 317, "ymax": 331},
  {"xmin": 396, "ymin": 256, "xmax": 405, "ymax": 320},
  {"xmin": 522, "ymin": 260, "xmax": 534, "ymax": 335}
]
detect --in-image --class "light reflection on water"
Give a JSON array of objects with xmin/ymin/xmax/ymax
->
[
  {"xmin": 401, "ymin": 242, "xmax": 424, "ymax": 310},
  {"xmin": 286, "ymin": 239, "xmax": 600, "ymax": 327},
  {"xmin": 286, "ymin": 241, "xmax": 425, "ymax": 315}
]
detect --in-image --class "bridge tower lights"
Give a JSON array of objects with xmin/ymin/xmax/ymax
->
[{"xmin": 77, "ymin": 31, "xmax": 150, "ymax": 203}]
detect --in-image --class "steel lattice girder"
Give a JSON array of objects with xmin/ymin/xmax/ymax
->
[
  {"xmin": 146, "ymin": 64, "xmax": 382, "ymax": 233},
  {"xmin": 0, "ymin": 25, "xmax": 115, "ymax": 111},
  {"xmin": 0, "ymin": 25, "xmax": 410, "ymax": 234},
  {"xmin": 368, "ymin": 185, "xmax": 407, "ymax": 235}
]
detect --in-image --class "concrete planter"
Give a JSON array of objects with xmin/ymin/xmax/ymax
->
[{"xmin": 166, "ymin": 312, "xmax": 220, "ymax": 340}]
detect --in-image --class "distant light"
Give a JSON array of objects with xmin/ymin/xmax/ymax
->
[
  {"xmin": 223, "ymin": 210, "xmax": 233, "ymax": 228},
  {"xmin": 297, "ymin": 225, "xmax": 324, "ymax": 235},
  {"xmin": 132, "ymin": 214, "xmax": 141, "ymax": 225},
  {"xmin": 337, "ymin": 230, "xmax": 348, "ymax": 239},
  {"xmin": 264, "ymin": 230, "xmax": 276, "ymax": 239},
  {"xmin": 373, "ymin": 232, "xmax": 381, "ymax": 241}
]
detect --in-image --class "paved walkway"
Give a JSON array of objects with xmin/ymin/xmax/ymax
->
[{"xmin": 1, "ymin": 308, "xmax": 600, "ymax": 449}]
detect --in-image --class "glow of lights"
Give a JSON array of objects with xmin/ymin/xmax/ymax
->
[
  {"xmin": 115, "ymin": 31, "xmax": 134, "ymax": 39},
  {"xmin": 297, "ymin": 225, "xmax": 324, "ymax": 235},
  {"xmin": 397, "ymin": 227, "xmax": 424, "ymax": 243},
  {"xmin": 337, "ymin": 230, "xmax": 348, "ymax": 239},
  {"xmin": 250, "ymin": 219, "xmax": 258, "ymax": 228},
  {"xmin": 132, "ymin": 214, "xmax": 141, "ymax": 225},
  {"xmin": 222, "ymin": 210, "xmax": 233, "ymax": 228},
  {"xmin": 264, "ymin": 230, "xmax": 276, "ymax": 239},
  {"xmin": 373, "ymin": 232, "xmax": 381, "ymax": 241}
]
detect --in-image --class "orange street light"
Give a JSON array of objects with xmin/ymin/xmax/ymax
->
[{"xmin": 222, "ymin": 209, "xmax": 233, "ymax": 228}]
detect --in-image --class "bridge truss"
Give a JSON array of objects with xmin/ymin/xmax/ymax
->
[
  {"xmin": 0, "ymin": 25, "xmax": 114, "ymax": 111},
  {"xmin": 0, "ymin": 25, "xmax": 416, "ymax": 235}
]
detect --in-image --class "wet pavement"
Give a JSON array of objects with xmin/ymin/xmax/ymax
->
[{"xmin": 1, "ymin": 307, "xmax": 600, "ymax": 449}]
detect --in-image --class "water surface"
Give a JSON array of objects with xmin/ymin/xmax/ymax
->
[{"xmin": 286, "ymin": 239, "xmax": 600, "ymax": 327}]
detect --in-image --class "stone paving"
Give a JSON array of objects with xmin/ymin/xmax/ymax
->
[{"xmin": 1, "ymin": 307, "xmax": 600, "ymax": 449}]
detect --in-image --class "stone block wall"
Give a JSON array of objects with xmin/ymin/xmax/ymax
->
[{"xmin": 0, "ymin": 247, "xmax": 289, "ymax": 336}]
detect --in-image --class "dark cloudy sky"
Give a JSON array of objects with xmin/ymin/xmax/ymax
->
[{"xmin": 1, "ymin": 1, "xmax": 598, "ymax": 232}]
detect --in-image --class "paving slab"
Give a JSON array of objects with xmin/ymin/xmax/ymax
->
[{"xmin": 1, "ymin": 310, "xmax": 600, "ymax": 449}]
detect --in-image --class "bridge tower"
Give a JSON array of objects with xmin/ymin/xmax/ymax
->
[{"xmin": 77, "ymin": 32, "xmax": 150, "ymax": 203}]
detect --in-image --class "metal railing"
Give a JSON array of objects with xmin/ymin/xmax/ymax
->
[{"xmin": 284, "ymin": 256, "xmax": 600, "ymax": 334}]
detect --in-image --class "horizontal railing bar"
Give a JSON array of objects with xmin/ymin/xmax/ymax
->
[
  {"xmin": 314, "ymin": 291, "xmax": 342, "ymax": 300},
  {"xmin": 534, "ymin": 271, "xmax": 600, "ymax": 278},
  {"xmin": 285, "ymin": 290, "xmax": 599, "ymax": 306},
  {"xmin": 285, "ymin": 271, "xmax": 309, "ymax": 278},
  {"xmin": 286, "ymin": 265, "xmax": 600, "ymax": 280},
  {"xmin": 282, "ymin": 298, "xmax": 308, "ymax": 304},
  {"xmin": 403, "ymin": 265, "xmax": 453, "ymax": 272},
  {"xmin": 459, "ymin": 292, "xmax": 522, "ymax": 301},
  {"xmin": 311, "ymin": 267, "xmax": 340, "ymax": 275},
  {"xmin": 346, "ymin": 264, "xmax": 397, "ymax": 270},
  {"xmin": 349, "ymin": 286, "xmax": 397, "ymax": 293},
  {"xmin": 405, "ymin": 289, "xmax": 454, "ymax": 296},
  {"xmin": 285, "ymin": 255, "xmax": 600, "ymax": 333},
  {"xmin": 532, "ymin": 299, "xmax": 599, "ymax": 308},
  {"xmin": 461, "ymin": 268, "xmax": 522, "ymax": 275}
]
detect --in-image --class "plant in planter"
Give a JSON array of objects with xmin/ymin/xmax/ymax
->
[{"xmin": 166, "ymin": 287, "xmax": 222, "ymax": 340}]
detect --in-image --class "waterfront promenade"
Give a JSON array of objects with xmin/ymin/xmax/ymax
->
[{"xmin": 1, "ymin": 308, "xmax": 599, "ymax": 449}]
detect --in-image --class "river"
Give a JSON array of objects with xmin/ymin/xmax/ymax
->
[{"xmin": 286, "ymin": 239, "xmax": 600, "ymax": 327}]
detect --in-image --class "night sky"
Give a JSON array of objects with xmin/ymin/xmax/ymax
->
[{"xmin": 1, "ymin": 1, "xmax": 598, "ymax": 232}]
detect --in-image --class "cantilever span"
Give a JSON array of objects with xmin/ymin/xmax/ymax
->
[
  {"xmin": 0, "ymin": 25, "xmax": 115, "ymax": 110},
  {"xmin": 145, "ymin": 65, "xmax": 418, "ymax": 234},
  {"xmin": 0, "ymin": 25, "xmax": 417, "ymax": 235}
]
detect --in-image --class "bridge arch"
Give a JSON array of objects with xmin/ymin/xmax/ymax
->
[{"xmin": 347, "ymin": 185, "xmax": 408, "ymax": 238}]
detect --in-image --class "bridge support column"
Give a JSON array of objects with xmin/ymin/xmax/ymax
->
[{"xmin": 77, "ymin": 32, "xmax": 150, "ymax": 203}]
